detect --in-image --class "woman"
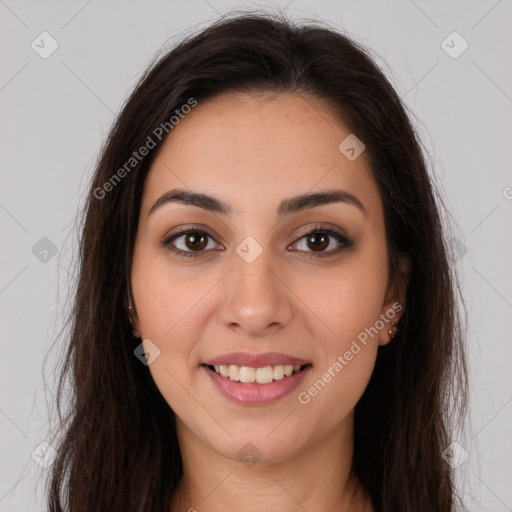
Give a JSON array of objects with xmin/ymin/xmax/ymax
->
[{"xmin": 45, "ymin": 11, "xmax": 469, "ymax": 512}]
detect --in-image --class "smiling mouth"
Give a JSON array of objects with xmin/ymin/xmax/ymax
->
[{"xmin": 203, "ymin": 363, "xmax": 311, "ymax": 384}]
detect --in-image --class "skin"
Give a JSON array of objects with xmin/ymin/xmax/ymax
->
[{"xmin": 130, "ymin": 91, "xmax": 408, "ymax": 511}]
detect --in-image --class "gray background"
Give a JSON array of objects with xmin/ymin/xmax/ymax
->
[{"xmin": 1, "ymin": 1, "xmax": 511, "ymax": 510}]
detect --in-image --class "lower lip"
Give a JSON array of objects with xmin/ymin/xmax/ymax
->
[{"xmin": 202, "ymin": 364, "xmax": 312, "ymax": 405}]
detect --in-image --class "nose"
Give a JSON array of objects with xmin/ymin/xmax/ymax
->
[{"xmin": 218, "ymin": 244, "xmax": 294, "ymax": 338}]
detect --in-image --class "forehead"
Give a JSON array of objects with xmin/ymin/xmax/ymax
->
[{"xmin": 141, "ymin": 91, "xmax": 381, "ymax": 221}]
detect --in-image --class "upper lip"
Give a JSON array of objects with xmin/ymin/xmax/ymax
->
[{"xmin": 203, "ymin": 351, "xmax": 311, "ymax": 368}]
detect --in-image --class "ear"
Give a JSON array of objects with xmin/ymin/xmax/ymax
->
[
  {"xmin": 128, "ymin": 307, "xmax": 142, "ymax": 338},
  {"xmin": 378, "ymin": 254, "xmax": 410, "ymax": 347},
  {"xmin": 128, "ymin": 305, "xmax": 142, "ymax": 338},
  {"xmin": 126, "ymin": 289, "xmax": 142, "ymax": 338}
]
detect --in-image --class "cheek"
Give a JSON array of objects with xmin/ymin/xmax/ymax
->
[
  {"xmin": 295, "ymin": 342, "xmax": 376, "ymax": 440},
  {"xmin": 133, "ymin": 265, "xmax": 206, "ymax": 416},
  {"xmin": 132, "ymin": 242, "xmax": 209, "ymax": 341},
  {"xmin": 130, "ymin": 247, "xmax": 205, "ymax": 403},
  {"xmin": 293, "ymin": 271, "xmax": 384, "ymax": 426},
  {"xmin": 299, "ymin": 257, "xmax": 388, "ymax": 345},
  {"xmin": 292, "ymin": 253, "xmax": 387, "ymax": 407}
]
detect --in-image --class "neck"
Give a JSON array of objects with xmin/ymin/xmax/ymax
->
[{"xmin": 169, "ymin": 411, "xmax": 373, "ymax": 512}]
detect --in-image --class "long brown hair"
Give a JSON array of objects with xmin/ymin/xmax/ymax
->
[{"xmin": 44, "ymin": 10, "xmax": 469, "ymax": 511}]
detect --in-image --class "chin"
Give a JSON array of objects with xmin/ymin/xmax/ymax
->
[{"xmin": 208, "ymin": 430, "xmax": 304, "ymax": 466}]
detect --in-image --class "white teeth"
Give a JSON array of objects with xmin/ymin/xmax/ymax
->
[
  {"xmin": 210, "ymin": 363, "xmax": 305, "ymax": 383},
  {"xmin": 273, "ymin": 365, "xmax": 284, "ymax": 380},
  {"xmin": 228, "ymin": 365, "xmax": 240, "ymax": 381},
  {"xmin": 256, "ymin": 366, "xmax": 274, "ymax": 384},
  {"xmin": 239, "ymin": 366, "xmax": 256, "ymax": 383},
  {"xmin": 283, "ymin": 365, "xmax": 293, "ymax": 376}
]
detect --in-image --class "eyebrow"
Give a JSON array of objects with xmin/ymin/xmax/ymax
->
[{"xmin": 148, "ymin": 187, "xmax": 367, "ymax": 218}]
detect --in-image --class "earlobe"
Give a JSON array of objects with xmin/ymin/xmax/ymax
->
[
  {"xmin": 127, "ymin": 280, "xmax": 142, "ymax": 338},
  {"xmin": 386, "ymin": 321, "xmax": 398, "ymax": 342},
  {"xmin": 378, "ymin": 310, "xmax": 402, "ymax": 347},
  {"xmin": 378, "ymin": 317, "xmax": 400, "ymax": 347},
  {"xmin": 378, "ymin": 254, "xmax": 410, "ymax": 346},
  {"xmin": 128, "ymin": 304, "xmax": 142, "ymax": 338}
]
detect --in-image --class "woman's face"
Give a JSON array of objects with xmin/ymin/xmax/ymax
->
[{"xmin": 130, "ymin": 91, "xmax": 406, "ymax": 464}]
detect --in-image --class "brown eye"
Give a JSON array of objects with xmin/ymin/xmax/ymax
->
[
  {"xmin": 290, "ymin": 226, "xmax": 353, "ymax": 257},
  {"xmin": 162, "ymin": 229, "xmax": 221, "ymax": 258},
  {"xmin": 306, "ymin": 232, "xmax": 330, "ymax": 252},
  {"xmin": 183, "ymin": 232, "xmax": 208, "ymax": 251}
]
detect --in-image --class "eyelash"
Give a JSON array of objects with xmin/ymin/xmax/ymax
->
[{"xmin": 161, "ymin": 224, "xmax": 353, "ymax": 259}]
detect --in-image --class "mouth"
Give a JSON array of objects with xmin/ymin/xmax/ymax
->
[
  {"xmin": 202, "ymin": 363, "xmax": 312, "ymax": 384},
  {"xmin": 201, "ymin": 362, "xmax": 313, "ymax": 405}
]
